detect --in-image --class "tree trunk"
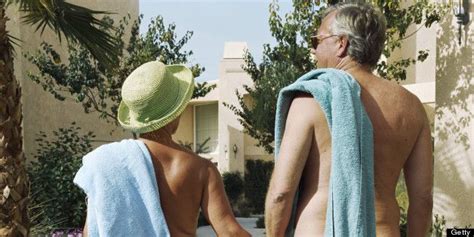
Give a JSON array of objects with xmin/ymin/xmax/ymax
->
[{"xmin": 0, "ymin": 2, "xmax": 30, "ymax": 236}]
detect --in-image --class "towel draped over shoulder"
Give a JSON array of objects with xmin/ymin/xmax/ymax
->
[{"xmin": 74, "ymin": 139, "xmax": 170, "ymax": 237}]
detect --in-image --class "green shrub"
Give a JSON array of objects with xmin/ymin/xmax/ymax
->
[
  {"xmin": 234, "ymin": 198, "xmax": 252, "ymax": 218},
  {"xmin": 244, "ymin": 160, "xmax": 274, "ymax": 214},
  {"xmin": 28, "ymin": 123, "xmax": 94, "ymax": 228},
  {"xmin": 430, "ymin": 214, "xmax": 446, "ymax": 237},
  {"xmin": 256, "ymin": 216, "xmax": 265, "ymax": 229},
  {"xmin": 222, "ymin": 172, "xmax": 244, "ymax": 206}
]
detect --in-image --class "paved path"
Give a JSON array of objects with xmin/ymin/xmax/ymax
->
[{"xmin": 197, "ymin": 217, "xmax": 265, "ymax": 237}]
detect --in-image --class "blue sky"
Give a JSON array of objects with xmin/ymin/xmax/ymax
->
[{"xmin": 139, "ymin": 0, "xmax": 292, "ymax": 82}]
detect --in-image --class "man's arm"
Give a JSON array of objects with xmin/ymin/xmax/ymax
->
[
  {"xmin": 265, "ymin": 94, "xmax": 317, "ymax": 237},
  {"xmin": 404, "ymin": 111, "xmax": 433, "ymax": 237},
  {"xmin": 200, "ymin": 162, "xmax": 250, "ymax": 237}
]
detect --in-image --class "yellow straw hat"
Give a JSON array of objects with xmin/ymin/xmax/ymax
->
[{"xmin": 117, "ymin": 61, "xmax": 194, "ymax": 134}]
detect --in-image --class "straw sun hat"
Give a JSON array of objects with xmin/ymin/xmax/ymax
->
[{"xmin": 118, "ymin": 61, "xmax": 194, "ymax": 134}]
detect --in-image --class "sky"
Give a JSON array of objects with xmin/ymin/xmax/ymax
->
[{"xmin": 139, "ymin": 0, "xmax": 293, "ymax": 82}]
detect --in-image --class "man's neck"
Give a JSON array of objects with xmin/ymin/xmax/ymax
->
[{"xmin": 334, "ymin": 57, "xmax": 372, "ymax": 75}]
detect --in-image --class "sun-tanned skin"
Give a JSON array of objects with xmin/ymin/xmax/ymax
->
[
  {"xmin": 265, "ymin": 11, "xmax": 433, "ymax": 237},
  {"xmin": 83, "ymin": 118, "xmax": 250, "ymax": 237}
]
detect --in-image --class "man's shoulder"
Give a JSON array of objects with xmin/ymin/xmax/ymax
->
[
  {"xmin": 372, "ymin": 77, "xmax": 422, "ymax": 105},
  {"xmin": 290, "ymin": 92, "xmax": 327, "ymax": 124},
  {"xmin": 390, "ymin": 81, "xmax": 424, "ymax": 112},
  {"xmin": 291, "ymin": 92, "xmax": 323, "ymax": 114},
  {"xmin": 371, "ymin": 77, "xmax": 427, "ymax": 126}
]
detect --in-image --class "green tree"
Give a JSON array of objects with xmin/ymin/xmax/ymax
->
[
  {"xmin": 26, "ymin": 14, "xmax": 215, "ymax": 125},
  {"xmin": 0, "ymin": 0, "xmax": 119, "ymax": 235},
  {"xmin": 227, "ymin": 0, "xmax": 447, "ymax": 153},
  {"xmin": 28, "ymin": 124, "xmax": 94, "ymax": 231}
]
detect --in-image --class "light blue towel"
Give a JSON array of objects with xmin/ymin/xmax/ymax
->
[
  {"xmin": 274, "ymin": 68, "xmax": 375, "ymax": 237},
  {"xmin": 73, "ymin": 139, "xmax": 170, "ymax": 237}
]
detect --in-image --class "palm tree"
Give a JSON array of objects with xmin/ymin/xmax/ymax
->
[{"xmin": 0, "ymin": 0, "xmax": 118, "ymax": 235}]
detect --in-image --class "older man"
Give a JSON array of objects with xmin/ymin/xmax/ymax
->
[{"xmin": 265, "ymin": 3, "xmax": 433, "ymax": 237}]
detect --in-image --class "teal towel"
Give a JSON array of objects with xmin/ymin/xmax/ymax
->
[
  {"xmin": 274, "ymin": 69, "xmax": 375, "ymax": 237},
  {"xmin": 74, "ymin": 139, "xmax": 170, "ymax": 237}
]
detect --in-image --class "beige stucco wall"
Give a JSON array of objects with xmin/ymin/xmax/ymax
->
[
  {"xmin": 432, "ymin": 2, "xmax": 473, "ymax": 227},
  {"xmin": 217, "ymin": 57, "xmax": 248, "ymax": 173},
  {"xmin": 244, "ymin": 134, "xmax": 274, "ymax": 162},
  {"xmin": 173, "ymin": 106, "xmax": 194, "ymax": 146},
  {"xmin": 172, "ymin": 53, "xmax": 274, "ymax": 171},
  {"xmin": 217, "ymin": 42, "xmax": 266, "ymax": 174},
  {"xmin": 6, "ymin": 0, "xmax": 139, "ymax": 159}
]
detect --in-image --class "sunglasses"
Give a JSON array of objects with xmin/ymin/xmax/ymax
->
[{"xmin": 310, "ymin": 34, "xmax": 339, "ymax": 49}]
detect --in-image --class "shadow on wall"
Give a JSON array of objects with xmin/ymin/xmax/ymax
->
[
  {"xmin": 433, "ymin": 142, "xmax": 473, "ymax": 225},
  {"xmin": 435, "ymin": 15, "xmax": 473, "ymax": 151},
  {"xmin": 434, "ymin": 14, "xmax": 473, "ymax": 226}
]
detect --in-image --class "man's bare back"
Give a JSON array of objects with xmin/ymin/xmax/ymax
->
[
  {"xmin": 292, "ymin": 73, "xmax": 433, "ymax": 237},
  {"xmin": 265, "ymin": 4, "xmax": 433, "ymax": 237}
]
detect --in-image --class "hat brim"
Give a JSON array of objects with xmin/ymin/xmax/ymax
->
[{"xmin": 117, "ymin": 64, "xmax": 194, "ymax": 134}]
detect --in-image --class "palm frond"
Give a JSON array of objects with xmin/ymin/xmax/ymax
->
[
  {"xmin": 6, "ymin": 33, "xmax": 21, "ymax": 46},
  {"xmin": 13, "ymin": 0, "xmax": 119, "ymax": 67}
]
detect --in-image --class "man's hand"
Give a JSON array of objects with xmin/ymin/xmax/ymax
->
[{"xmin": 265, "ymin": 94, "xmax": 318, "ymax": 237}]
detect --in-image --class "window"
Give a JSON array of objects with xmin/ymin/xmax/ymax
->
[{"xmin": 194, "ymin": 103, "xmax": 218, "ymax": 154}]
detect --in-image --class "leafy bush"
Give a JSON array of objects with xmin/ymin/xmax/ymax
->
[
  {"xmin": 28, "ymin": 123, "xmax": 95, "ymax": 228},
  {"xmin": 255, "ymin": 216, "xmax": 265, "ymax": 229},
  {"xmin": 430, "ymin": 214, "xmax": 446, "ymax": 237},
  {"xmin": 222, "ymin": 172, "xmax": 244, "ymax": 206},
  {"xmin": 244, "ymin": 160, "xmax": 274, "ymax": 214},
  {"xmin": 222, "ymin": 171, "xmax": 246, "ymax": 218},
  {"xmin": 26, "ymin": 15, "xmax": 214, "ymax": 125},
  {"xmin": 234, "ymin": 198, "xmax": 252, "ymax": 218}
]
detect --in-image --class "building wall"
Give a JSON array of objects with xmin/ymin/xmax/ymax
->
[
  {"xmin": 244, "ymin": 134, "xmax": 273, "ymax": 162},
  {"xmin": 217, "ymin": 42, "xmax": 261, "ymax": 174},
  {"xmin": 218, "ymin": 59, "xmax": 246, "ymax": 173},
  {"xmin": 7, "ymin": 0, "xmax": 139, "ymax": 159},
  {"xmin": 173, "ymin": 106, "xmax": 194, "ymax": 147},
  {"xmin": 173, "ymin": 48, "xmax": 273, "ymax": 171},
  {"xmin": 432, "ymin": 1, "xmax": 473, "ymax": 227}
]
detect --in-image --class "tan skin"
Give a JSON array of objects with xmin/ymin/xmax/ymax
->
[
  {"xmin": 265, "ymin": 11, "xmax": 433, "ymax": 237},
  {"xmin": 83, "ymin": 117, "xmax": 250, "ymax": 237}
]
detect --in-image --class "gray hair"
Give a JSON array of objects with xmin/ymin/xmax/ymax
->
[{"xmin": 323, "ymin": 3, "xmax": 387, "ymax": 69}]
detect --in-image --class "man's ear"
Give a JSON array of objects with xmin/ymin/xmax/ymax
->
[{"xmin": 336, "ymin": 36, "xmax": 349, "ymax": 57}]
